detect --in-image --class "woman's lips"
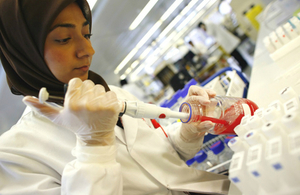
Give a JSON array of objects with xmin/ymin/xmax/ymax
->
[{"xmin": 75, "ymin": 65, "xmax": 89, "ymax": 72}]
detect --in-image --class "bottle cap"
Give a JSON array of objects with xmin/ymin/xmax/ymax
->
[
  {"xmin": 247, "ymin": 115, "xmax": 263, "ymax": 129},
  {"xmin": 228, "ymin": 137, "xmax": 249, "ymax": 152},
  {"xmin": 281, "ymin": 112, "xmax": 300, "ymax": 134},
  {"xmin": 283, "ymin": 98, "xmax": 300, "ymax": 114},
  {"xmin": 186, "ymin": 158, "xmax": 195, "ymax": 166},
  {"xmin": 268, "ymin": 100, "xmax": 284, "ymax": 113},
  {"xmin": 254, "ymin": 108, "xmax": 264, "ymax": 118},
  {"xmin": 240, "ymin": 115, "xmax": 251, "ymax": 126},
  {"xmin": 194, "ymin": 150, "xmax": 208, "ymax": 163},
  {"xmin": 244, "ymin": 130, "xmax": 265, "ymax": 146},
  {"xmin": 262, "ymin": 106, "xmax": 282, "ymax": 122},
  {"xmin": 224, "ymin": 135, "xmax": 237, "ymax": 146},
  {"xmin": 280, "ymin": 87, "xmax": 298, "ymax": 102},
  {"xmin": 261, "ymin": 121, "xmax": 284, "ymax": 139},
  {"xmin": 210, "ymin": 141, "xmax": 225, "ymax": 155},
  {"xmin": 234, "ymin": 125, "xmax": 248, "ymax": 138}
]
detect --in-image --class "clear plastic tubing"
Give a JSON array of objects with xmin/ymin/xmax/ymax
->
[{"xmin": 179, "ymin": 96, "xmax": 259, "ymax": 135}]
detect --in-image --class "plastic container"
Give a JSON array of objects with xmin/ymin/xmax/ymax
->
[
  {"xmin": 193, "ymin": 150, "xmax": 215, "ymax": 171},
  {"xmin": 210, "ymin": 140, "xmax": 233, "ymax": 164},
  {"xmin": 179, "ymin": 96, "xmax": 259, "ymax": 135}
]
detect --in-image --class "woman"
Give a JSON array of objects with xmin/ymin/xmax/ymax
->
[{"xmin": 0, "ymin": 0, "xmax": 229, "ymax": 194}]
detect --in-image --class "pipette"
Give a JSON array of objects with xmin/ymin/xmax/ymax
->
[{"xmin": 38, "ymin": 87, "xmax": 189, "ymax": 120}]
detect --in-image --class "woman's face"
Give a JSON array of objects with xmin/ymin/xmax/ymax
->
[{"xmin": 44, "ymin": 2, "xmax": 95, "ymax": 84}]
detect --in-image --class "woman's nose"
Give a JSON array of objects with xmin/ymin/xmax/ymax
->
[{"xmin": 76, "ymin": 37, "xmax": 95, "ymax": 58}]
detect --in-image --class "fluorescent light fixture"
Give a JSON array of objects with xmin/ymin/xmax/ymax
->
[
  {"xmin": 136, "ymin": 21, "xmax": 162, "ymax": 48},
  {"xmin": 134, "ymin": 0, "xmax": 219, "ymax": 71},
  {"xmin": 129, "ymin": 0, "xmax": 158, "ymax": 30},
  {"xmin": 176, "ymin": 11, "xmax": 196, "ymax": 31},
  {"xmin": 131, "ymin": 60, "xmax": 140, "ymax": 69},
  {"xmin": 140, "ymin": 47, "xmax": 152, "ymax": 59},
  {"xmin": 160, "ymin": 0, "xmax": 183, "ymax": 21},
  {"xmin": 180, "ymin": 0, "xmax": 198, "ymax": 16},
  {"xmin": 157, "ymin": 14, "xmax": 182, "ymax": 42},
  {"xmin": 87, "ymin": 0, "xmax": 97, "ymax": 10},
  {"xmin": 114, "ymin": 48, "xmax": 138, "ymax": 74},
  {"xmin": 159, "ymin": 31, "xmax": 176, "ymax": 49},
  {"xmin": 132, "ymin": 63, "xmax": 146, "ymax": 77},
  {"xmin": 157, "ymin": 0, "xmax": 196, "ymax": 42},
  {"xmin": 125, "ymin": 67, "xmax": 132, "ymax": 74},
  {"xmin": 206, "ymin": 0, "xmax": 218, "ymax": 8},
  {"xmin": 114, "ymin": 0, "xmax": 185, "ymax": 75},
  {"xmin": 114, "ymin": 21, "xmax": 161, "ymax": 74},
  {"xmin": 120, "ymin": 74, "xmax": 127, "ymax": 80},
  {"xmin": 196, "ymin": 0, "xmax": 210, "ymax": 11}
]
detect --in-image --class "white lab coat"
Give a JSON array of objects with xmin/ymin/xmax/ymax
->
[
  {"xmin": 205, "ymin": 22, "xmax": 240, "ymax": 54},
  {"xmin": 0, "ymin": 86, "xmax": 229, "ymax": 195}
]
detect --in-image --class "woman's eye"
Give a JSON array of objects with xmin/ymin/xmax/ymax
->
[
  {"xmin": 84, "ymin": 33, "xmax": 92, "ymax": 39},
  {"xmin": 55, "ymin": 38, "xmax": 71, "ymax": 44}
]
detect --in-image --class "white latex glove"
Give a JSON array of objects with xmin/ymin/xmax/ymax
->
[
  {"xmin": 23, "ymin": 78, "xmax": 121, "ymax": 146},
  {"xmin": 180, "ymin": 85, "xmax": 216, "ymax": 143}
]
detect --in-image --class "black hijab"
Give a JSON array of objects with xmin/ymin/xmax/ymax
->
[{"xmin": 0, "ymin": 0, "xmax": 109, "ymax": 104}]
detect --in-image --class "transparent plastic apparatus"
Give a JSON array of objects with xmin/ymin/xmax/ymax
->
[{"xmin": 179, "ymin": 96, "xmax": 259, "ymax": 135}]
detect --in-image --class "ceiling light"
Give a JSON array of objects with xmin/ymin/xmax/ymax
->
[
  {"xmin": 157, "ymin": 15, "xmax": 182, "ymax": 42},
  {"xmin": 125, "ymin": 67, "xmax": 132, "ymax": 74},
  {"xmin": 196, "ymin": 0, "xmax": 210, "ymax": 11},
  {"xmin": 131, "ymin": 60, "xmax": 140, "ymax": 69},
  {"xmin": 135, "ymin": 0, "xmax": 219, "ymax": 72},
  {"xmin": 120, "ymin": 74, "xmax": 127, "ymax": 80},
  {"xmin": 136, "ymin": 21, "xmax": 162, "ymax": 48},
  {"xmin": 114, "ymin": 0, "xmax": 184, "ymax": 75},
  {"xmin": 114, "ymin": 48, "xmax": 138, "ymax": 74},
  {"xmin": 180, "ymin": 0, "xmax": 198, "ymax": 16},
  {"xmin": 176, "ymin": 11, "xmax": 196, "ymax": 31},
  {"xmin": 129, "ymin": 0, "xmax": 158, "ymax": 30},
  {"xmin": 160, "ymin": 0, "xmax": 183, "ymax": 21},
  {"xmin": 132, "ymin": 63, "xmax": 146, "ymax": 77},
  {"xmin": 140, "ymin": 47, "xmax": 152, "ymax": 59}
]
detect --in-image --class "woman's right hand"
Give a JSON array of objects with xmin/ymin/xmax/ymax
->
[{"xmin": 23, "ymin": 78, "xmax": 121, "ymax": 146}]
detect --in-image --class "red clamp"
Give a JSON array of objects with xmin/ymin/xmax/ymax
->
[{"xmin": 150, "ymin": 119, "xmax": 168, "ymax": 138}]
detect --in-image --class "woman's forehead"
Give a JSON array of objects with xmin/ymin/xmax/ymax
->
[{"xmin": 51, "ymin": 3, "xmax": 85, "ymax": 25}]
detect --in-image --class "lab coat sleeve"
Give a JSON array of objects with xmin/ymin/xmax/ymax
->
[
  {"xmin": 62, "ymin": 142, "xmax": 123, "ymax": 195},
  {"xmin": 165, "ymin": 122, "xmax": 203, "ymax": 161},
  {"xmin": 0, "ymin": 109, "xmax": 123, "ymax": 195}
]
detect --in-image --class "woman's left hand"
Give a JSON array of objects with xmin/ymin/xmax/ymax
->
[{"xmin": 179, "ymin": 85, "xmax": 216, "ymax": 143}]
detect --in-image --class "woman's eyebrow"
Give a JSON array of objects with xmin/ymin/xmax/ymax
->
[
  {"xmin": 83, "ymin": 20, "xmax": 89, "ymax": 27},
  {"xmin": 49, "ymin": 20, "xmax": 90, "ymax": 32}
]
